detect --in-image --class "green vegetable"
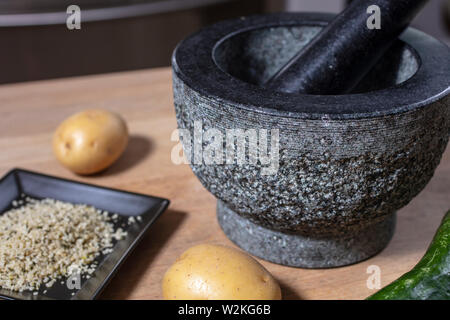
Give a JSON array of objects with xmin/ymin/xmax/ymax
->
[{"xmin": 367, "ymin": 210, "xmax": 450, "ymax": 300}]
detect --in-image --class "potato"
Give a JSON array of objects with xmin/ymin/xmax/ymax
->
[
  {"xmin": 162, "ymin": 244, "xmax": 281, "ymax": 300},
  {"xmin": 53, "ymin": 109, "xmax": 128, "ymax": 175}
]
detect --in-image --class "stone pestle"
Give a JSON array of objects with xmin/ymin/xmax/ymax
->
[{"xmin": 264, "ymin": 0, "xmax": 429, "ymax": 95}]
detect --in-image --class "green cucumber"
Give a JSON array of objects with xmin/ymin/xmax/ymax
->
[{"xmin": 367, "ymin": 210, "xmax": 450, "ymax": 300}]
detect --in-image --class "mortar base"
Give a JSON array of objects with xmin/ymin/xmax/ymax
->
[{"xmin": 217, "ymin": 200, "xmax": 396, "ymax": 268}]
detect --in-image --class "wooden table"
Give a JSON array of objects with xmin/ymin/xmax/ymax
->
[{"xmin": 0, "ymin": 68, "xmax": 448, "ymax": 300}]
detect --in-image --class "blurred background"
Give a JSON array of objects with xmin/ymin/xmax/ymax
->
[{"xmin": 1, "ymin": 0, "xmax": 450, "ymax": 84}]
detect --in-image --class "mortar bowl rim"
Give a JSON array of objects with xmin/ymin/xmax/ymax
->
[{"xmin": 172, "ymin": 12, "xmax": 450, "ymax": 120}]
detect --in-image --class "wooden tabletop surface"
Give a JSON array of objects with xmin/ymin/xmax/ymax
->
[{"xmin": 0, "ymin": 67, "xmax": 448, "ymax": 300}]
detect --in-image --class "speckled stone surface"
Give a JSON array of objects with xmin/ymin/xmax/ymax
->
[
  {"xmin": 217, "ymin": 200, "xmax": 396, "ymax": 268},
  {"xmin": 172, "ymin": 13, "xmax": 450, "ymax": 267}
]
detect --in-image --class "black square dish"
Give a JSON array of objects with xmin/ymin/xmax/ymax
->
[{"xmin": 0, "ymin": 169, "xmax": 169, "ymax": 300}]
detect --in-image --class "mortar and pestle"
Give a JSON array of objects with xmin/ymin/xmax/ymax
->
[{"xmin": 172, "ymin": 0, "xmax": 450, "ymax": 268}]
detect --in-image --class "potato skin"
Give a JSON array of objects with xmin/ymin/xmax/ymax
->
[
  {"xmin": 162, "ymin": 244, "xmax": 282, "ymax": 300},
  {"xmin": 53, "ymin": 109, "xmax": 128, "ymax": 175}
]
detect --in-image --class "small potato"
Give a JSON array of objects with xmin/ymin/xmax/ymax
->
[
  {"xmin": 162, "ymin": 244, "xmax": 281, "ymax": 300},
  {"xmin": 53, "ymin": 109, "xmax": 128, "ymax": 175}
]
